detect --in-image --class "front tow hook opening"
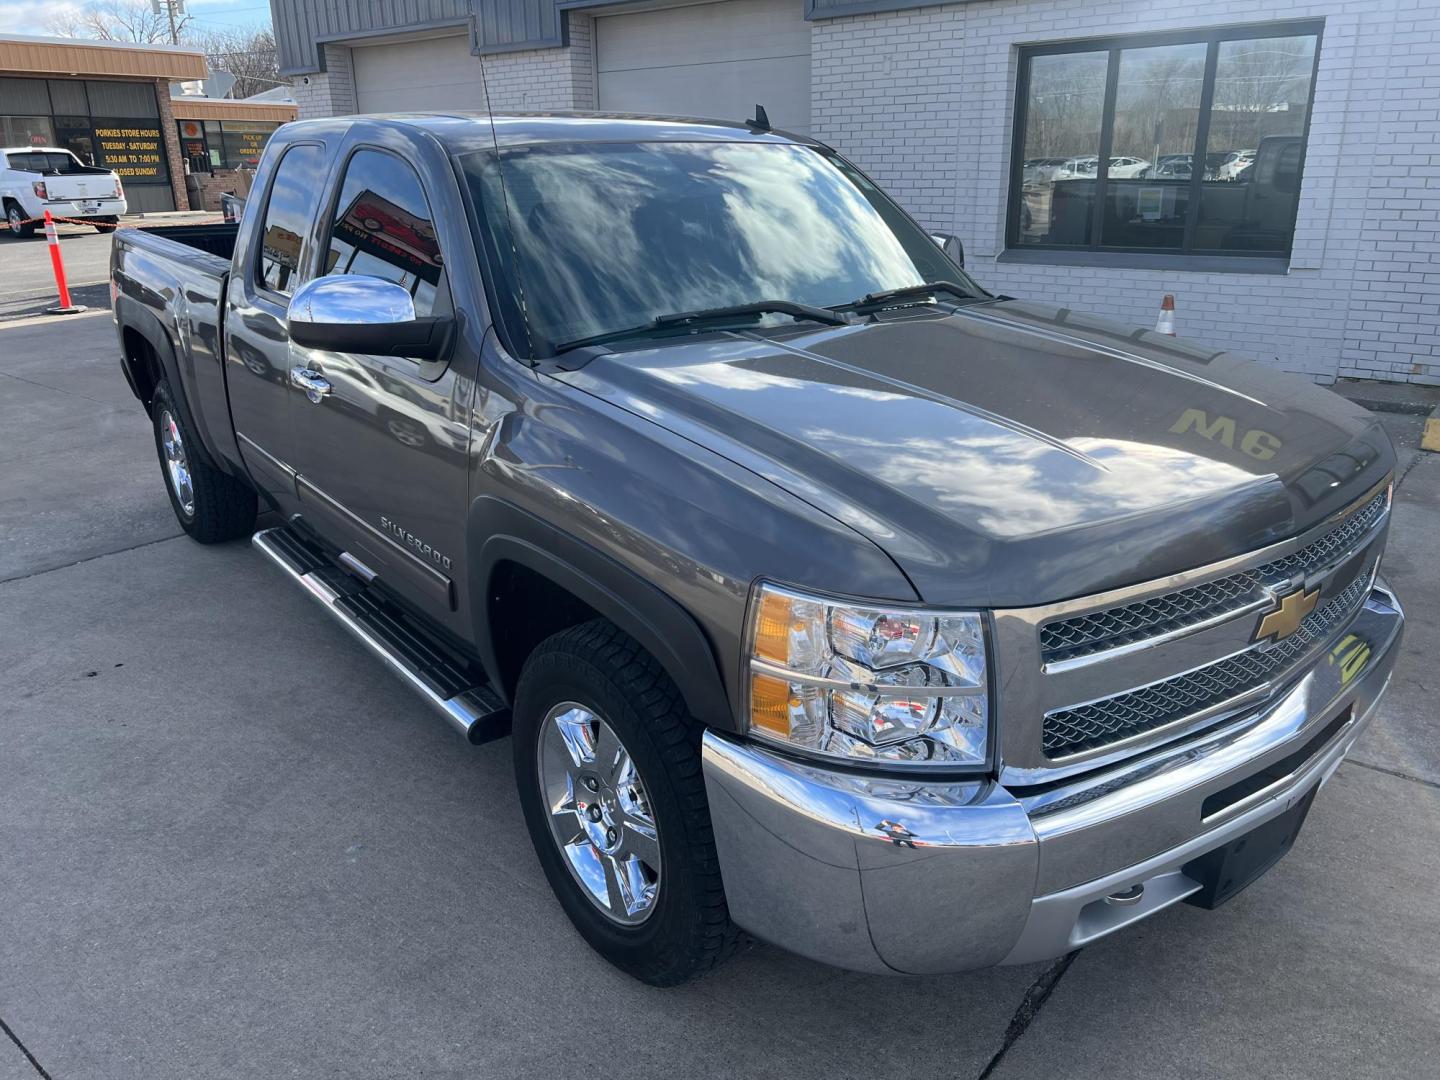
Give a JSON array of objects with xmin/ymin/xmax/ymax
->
[{"xmin": 1104, "ymin": 883, "xmax": 1145, "ymax": 907}]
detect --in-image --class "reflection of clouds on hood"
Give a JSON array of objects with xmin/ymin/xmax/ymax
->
[
  {"xmin": 652, "ymin": 358, "xmax": 908, "ymax": 400},
  {"xmin": 798, "ymin": 428, "xmax": 1254, "ymax": 537}
]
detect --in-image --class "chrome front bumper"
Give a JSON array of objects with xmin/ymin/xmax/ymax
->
[{"xmin": 701, "ymin": 581, "xmax": 1404, "ymax": 975}]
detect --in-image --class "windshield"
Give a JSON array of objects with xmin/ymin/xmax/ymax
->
[{"xmin": 460, "ymin": 140, "xmax": 973, "ymax": 356}]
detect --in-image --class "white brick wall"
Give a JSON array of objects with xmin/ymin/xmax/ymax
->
[
  {"xmin": 473, "ymin": 15, "xmax": 597, "ymax": 111},
  {"xmin": 291, "ymin": 25, "xmax": 595, "ymax": 118},
  {"xmin": 292, "ymin": 44, "xmax": 358, "ymax": 119},
  {"xmin": 812, "ymin": 0, "xmax": 1440, "ymax": 384}
]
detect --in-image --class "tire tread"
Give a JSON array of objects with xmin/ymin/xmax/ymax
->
[
  {"xmin": 516, "ymin": 619, "xmax": 742, "ymax": 985},
  {"xmin": 152, "ymin": 380, "xmax": 257, "ymax": 543}
]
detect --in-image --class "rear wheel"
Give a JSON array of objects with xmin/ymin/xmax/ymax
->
[
  {"xmin": 5, "ymin": 201, "xmax": 35, "ymax": 239},
  {"xmin": 513, "ymin": 620, "xmax": 741, "ymax": 985},
  {"xmin": 151, "ymin": 380, "xmax": 257, "ymax": 543}
]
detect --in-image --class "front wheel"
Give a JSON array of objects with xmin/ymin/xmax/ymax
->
[
  {"xmin": 512, "ymin": 620, "xmax": 741, "ymax": 985},
  {"xmin": 151, "ymin": 380, "xmax": 258, "ymax": 543}
]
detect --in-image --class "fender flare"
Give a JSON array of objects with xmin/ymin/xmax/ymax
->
[
  {"xmin": 468, "ymin": 496, "xmax": 735, "ymax": 732},
  {"xmin": 114, "ymin": 295, "xmax": 229, "ymax": 471}
]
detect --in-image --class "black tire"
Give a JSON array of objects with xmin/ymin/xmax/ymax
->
[
  {"xmin": 513, "ymin": 620, "xmax": 741, "ymax": 986},
  {"xmin": 151, "ymin": 380, "xmax": 258, "ymax": 543},
  {"xmin": 5, "ymin": 201, "xmax": 36, "ymax": 239},
  {"xmin": 93, "ymin": 216, "xmax": 118, "ymax": 232}
]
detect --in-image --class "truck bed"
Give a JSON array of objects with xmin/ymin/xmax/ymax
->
[{"xmin": 128, "ymin": 222, "xmax": 240, "ymax": 262}]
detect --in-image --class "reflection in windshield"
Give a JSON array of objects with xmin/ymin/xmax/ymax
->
[{"xmin": 463, "ymin": 141, "xmax": 963, "ymax": 353}]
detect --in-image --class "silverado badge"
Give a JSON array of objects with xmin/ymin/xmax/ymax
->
[{"xmin": 1254, "ymin": 585, "xmax": 1321, "ymax": 644}]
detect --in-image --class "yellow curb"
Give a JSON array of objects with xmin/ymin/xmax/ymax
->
[{"xmin": 1421, "ymin": 416, "xmax": 1440, "ymax": 453}]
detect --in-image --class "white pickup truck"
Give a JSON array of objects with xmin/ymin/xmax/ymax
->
[{"xmin": 1, "ymin": 147, "xmax": 126, "ymax": 238}]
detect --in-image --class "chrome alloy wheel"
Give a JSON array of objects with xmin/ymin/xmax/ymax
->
[
  {"xmin": 158, "ymin": 408, "xmax": 195, "ymax": 516},
  {"xmin": 8, "ymin": 206, "xmax": 25, "ymax": 235},
  {"xmin": 537, "ymin": 702, "xmax": 661, "ymax": 925}
]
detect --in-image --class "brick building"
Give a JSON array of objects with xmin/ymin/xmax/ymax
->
[
  {"xmin": 0, "ymin": 34, "xmax": 297, "ymax": 215},
  {"xmin": 274, "ymin": 0, "xmax": 1440, "ymax": 385}
]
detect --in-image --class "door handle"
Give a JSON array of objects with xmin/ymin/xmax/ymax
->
[{"xmin": 289, "ymin": 366, "xmax": 332, "ymax": 404}]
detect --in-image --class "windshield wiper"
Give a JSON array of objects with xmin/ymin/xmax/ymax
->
[
  {"xmin": 830, "ymin": 280, "xmax": 977, "ymax": 315},
  {"xmin": 554, "ymin": 300, "xmax": 851, "ymax": 354}
]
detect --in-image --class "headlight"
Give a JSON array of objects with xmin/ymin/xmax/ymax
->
[{"xmin": 744, "ymin": 582, "xmax": 990, "ymax": 769}]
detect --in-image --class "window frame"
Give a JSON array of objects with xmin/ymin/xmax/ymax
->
[
  {"xmin": 252, "ymin": 141, "xmax": 326, "ymax": 302},
  {"xmin": 311, "ymin": 143, "xmax": 454, "ymax": 326},
  {"xmin": 1005, "ymin": 19, "xmax": 1324, "ymax": 263}
]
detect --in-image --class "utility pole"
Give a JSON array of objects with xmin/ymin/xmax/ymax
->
[{"xmin": 150, "ymin": 0, "xmax": 186, "ymax": 45}]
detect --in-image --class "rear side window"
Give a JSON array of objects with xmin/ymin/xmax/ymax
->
[
  {"xmin": 320, "ymin": 149, "xmax": 447, "ymax": 317},
  {"xmin": 6, "ymin": 151, "xmax": 81, "ymax": 174},
  {"xmin": 256, "ymin": 143, "xmax": 323, "ymax": 297}
]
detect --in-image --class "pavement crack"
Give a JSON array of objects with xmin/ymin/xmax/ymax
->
[
  {"xmin": 0, "ymin": 1014, "xmax": 52, "ymax": 1079},
  {"xmin": 0, "ymin": 368, "xmax": 116, "ymax": 407},
  {"xmin": 0, "ymin": 533, "xmax": 184, "ymax": 586},
  {"xmin": 1343, "ymin": 757, "xmax": 1440, "ymax": 790},
  {"xmin": 1394, "ymin": 446, "xmax": 1429, "ymax": 490},
  {"xmin": 975, "ymin": 950, "xmax": 1078, "ymax": 1079}
]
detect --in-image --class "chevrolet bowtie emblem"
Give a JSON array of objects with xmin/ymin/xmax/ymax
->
[{"xmin": 1254, "ymin": 585, "xmax": 1321, "ymax": 644}]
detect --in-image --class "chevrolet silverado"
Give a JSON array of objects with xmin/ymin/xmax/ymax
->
[{"xmin": 110, "ymin": 112, "xmax": 1403, "ymax": 986}]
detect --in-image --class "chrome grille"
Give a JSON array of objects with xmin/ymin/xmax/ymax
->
[
  {"xmin": 1042, "ymin": 569, "xmax": 1374, "ymax": 759},
  {"xmin": 1040, "ymin": 490, "xmax": 1388, "ymax": 664}
]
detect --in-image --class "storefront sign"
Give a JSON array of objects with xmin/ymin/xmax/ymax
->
[{"xmin": 93, "ymin": 120, "xmax": 166, "ymax": 182}]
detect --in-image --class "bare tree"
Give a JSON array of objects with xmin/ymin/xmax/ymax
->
[
  {"xmin": 190, "ymin": 27, "xmax": 282, "ymax": 100},
  {"xmin": 46, "ymin": 0, "xmax": 190, "ymax": 44},
  {"xmin": 45, "ymin": 4, "xmax": 282, "ymax": 100}
]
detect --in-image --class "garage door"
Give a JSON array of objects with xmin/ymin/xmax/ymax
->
[
  {"xmin": 596, "ymin": 0, "xmax": 811, "ymax": 134},
  {"xmin": 352, "ymin": 33, "xmax": 489, "ymax": 113}
]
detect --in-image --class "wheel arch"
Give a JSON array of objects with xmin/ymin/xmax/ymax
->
[
  {"xmin": 119, "ymin": 324, "xmax": 163, "ymax": 412},
  {"xmin": 469, "ymin": 497, "xmax": 735, "ymax": 734},
  {"xmin": 114, "ymin": 296, "xmax": 229, "ymax": 471}
]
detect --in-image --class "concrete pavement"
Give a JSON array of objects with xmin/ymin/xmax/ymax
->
[
  {"xmin": 0, "ymin": 226, "xmax": 113, "ymax": 318},
  {"xmin": 0, "ymin": 311, "xmax": 1437, "ymax": 1078}
]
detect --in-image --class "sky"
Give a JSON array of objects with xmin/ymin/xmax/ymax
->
[{"xmin": 13, "ymin": 0, "xmax": 274, "ymax": 38}]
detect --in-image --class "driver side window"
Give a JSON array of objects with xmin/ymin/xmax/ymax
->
[{"xmin": 320, "ymin": 149, "xmax": 449, "ymax": 318}]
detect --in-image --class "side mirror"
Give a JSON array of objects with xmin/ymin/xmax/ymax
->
[
  {"xmin": 287, "ymin": 274, "xmax": 453, "ymax": 361},
  {"xmin": 931, "ymin": 232, "xmax": 965, "ymax": 268}
]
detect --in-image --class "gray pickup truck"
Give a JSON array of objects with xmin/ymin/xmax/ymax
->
[{"xmin": 111, "ymin": 112, "xmax": 1403, "ymax": 986}]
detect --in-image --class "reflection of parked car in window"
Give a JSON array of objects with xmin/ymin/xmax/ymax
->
[
  {"xmin": 1053, "ymin": 155, "xmax": 1099, "ymax": 179},
  {"xmin": 1217, "ymin": 149, "xmax": 1256, "ymax": 181},
  {"xmin": 1148, "ymin": 159, "xmax": 1192, "ymax": 180},
  {"xmin": 1107, "ymin": 156, "xmax": 1150, "ymax": 178},
  {"xmin": 1139, "ymin": 154, "xmax": 1191, "ymax": 179},
  {"xmin": 1022, "ymin": 157, "xmax": 1067, "ymax": 184}
]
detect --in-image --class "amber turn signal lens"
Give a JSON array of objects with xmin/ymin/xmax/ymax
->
[
  {"xmin": 752, "ymin": 589, "xmax": 795, "ymax": 664},
  {"xmin": 749, "ymin": 672, "xmax": 793, "ymax": 736}
]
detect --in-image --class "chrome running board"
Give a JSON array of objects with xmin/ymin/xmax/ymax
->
[{"xmin": 252, "ymin": 526, "xmax": 510, "ymax": 744}]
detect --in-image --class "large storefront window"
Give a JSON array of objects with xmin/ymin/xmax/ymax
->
[
  {"xmin": 0, "ymin": 76, "xmax": 175, "ymax": 211},
  {"xmin": 1009, "ymin": 22, "xmax": 1321, "ymax": 260},
  {"xmin": 176, "ymin": 118, "xmax": 282, "ymax": 172},
  {"xmin": 0, "ymin": 115, "xmax": 54, "ymax": 147}
]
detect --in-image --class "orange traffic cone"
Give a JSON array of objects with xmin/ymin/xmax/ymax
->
[{"xmin": 1155, "ymin": 294, "xmax": 1176, "ymax": 336}]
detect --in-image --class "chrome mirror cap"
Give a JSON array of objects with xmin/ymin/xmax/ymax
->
[{"xmin": 288, "ymin": 274, "xmax": 417, "ymax": 325}]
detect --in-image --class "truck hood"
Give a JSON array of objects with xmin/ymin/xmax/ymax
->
[{"xmin": 556, "ymin": 299, "xmax": 1393, "ymax": 606}]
